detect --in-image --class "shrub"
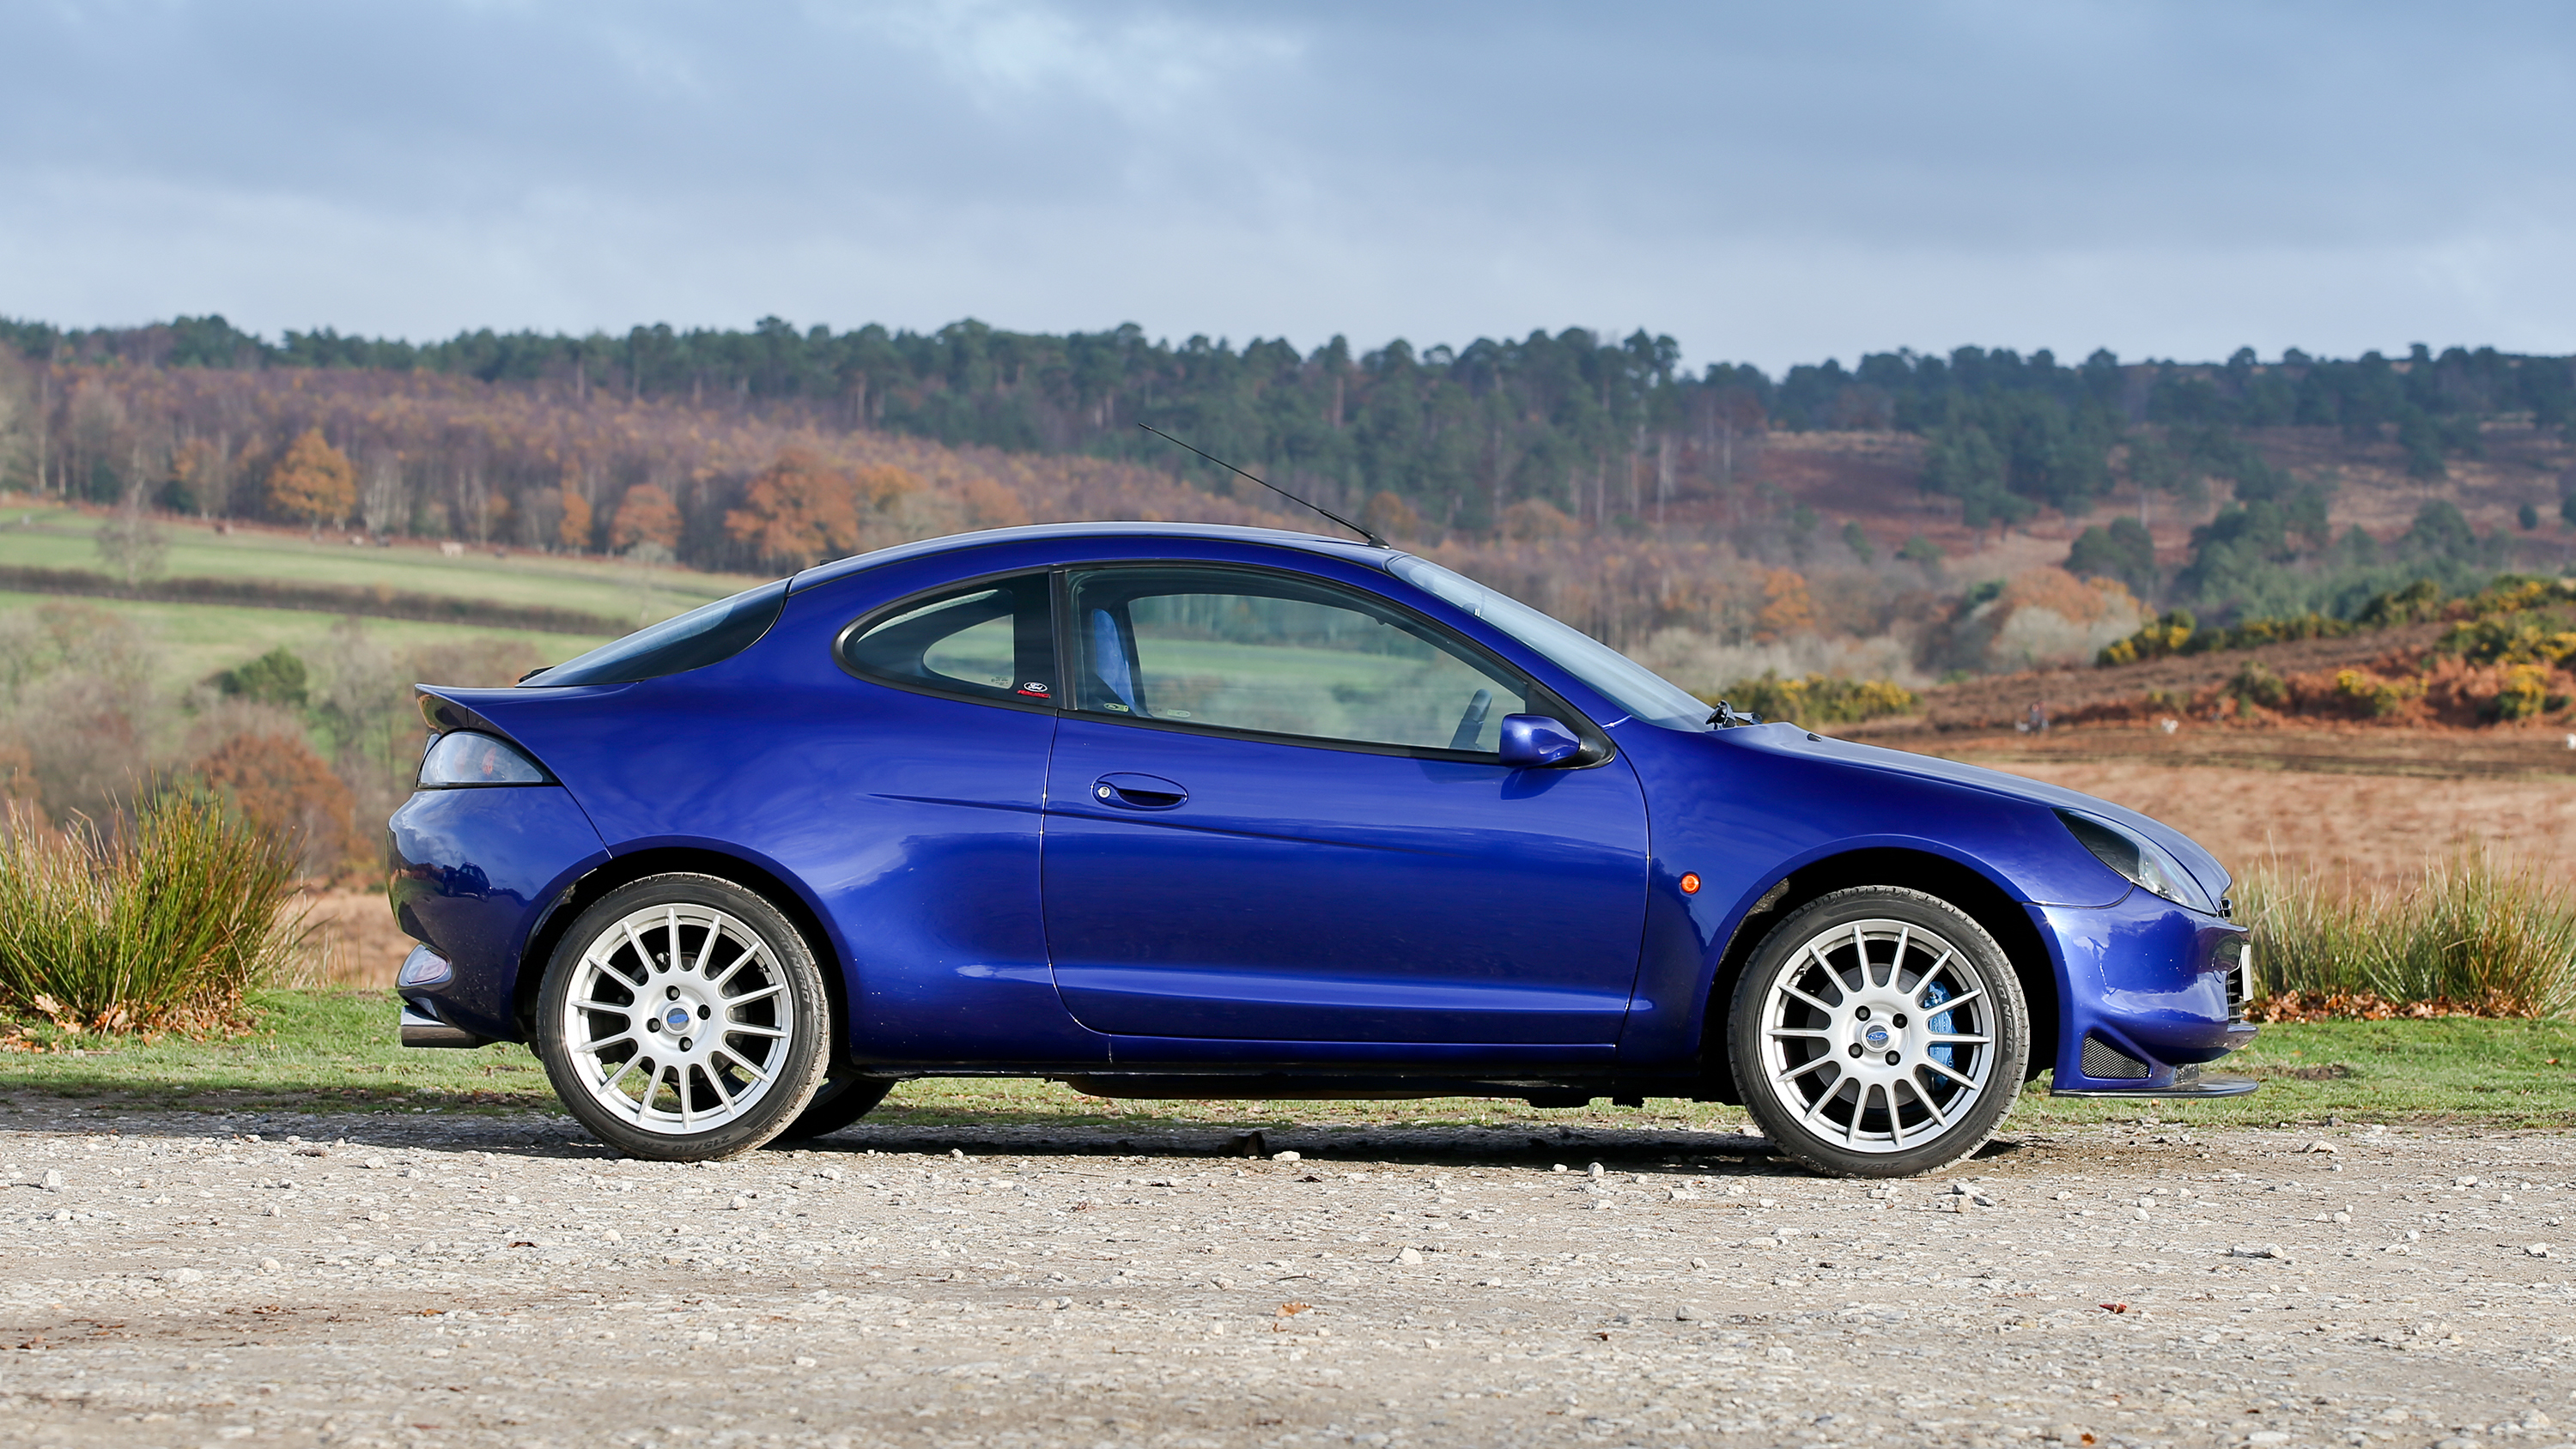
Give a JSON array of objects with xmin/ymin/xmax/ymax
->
[
  {"xmin": 2215, "ymin": 611, "xmax": 2349, "ymax": 650},
  {"xmin": 1701, "ymin": 672, "xmax": 1918, "ymax": 726},
  {"xmin": 2094, "ymin": 576, "xmax": 2575, "ymax": 670},
  {"xmin": 213, "ymin": 646, "xmax": 309, "ymax": 706},
  {"xmin": 2226, "ymin": 660, "xmax": 2287, "ymax": 710},
  {"xmin": 2332, "ymin": 669, "xmax": 2422, "ymax": 718},
  {"xmin": 191, "ymin": 730, "xmax": 361, "ymax": 878},
  {"xmin": 2240, "ymin": 850, "xmax": 2576, "ymax": 1018},
  {"xmin": 2352, "ymin": 578, "xmax": 2446, "ymax": 627},
  {"xmin": 0, "ymin": 794, "xmax": 305, "ymax": 1033},
  {"xmin": 2097, "ymin": 609, "xmax": 2195, "ymax": 666},
  {"xmin": 2436, "ymin": 612, "xmax": 2576, "ymax": 669},
  {"xmin": 2492, "ymin": 662, "xmax": 2555, "ymax": 722}
]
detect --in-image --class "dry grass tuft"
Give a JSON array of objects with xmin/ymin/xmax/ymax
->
[
  {"xmin": 0, "ymin": 794, "xmax": 308, "ymax": 1033},
  {"xmin": 2239, "ymin": 848, "xmax": 2576, "ymax": 1018}
]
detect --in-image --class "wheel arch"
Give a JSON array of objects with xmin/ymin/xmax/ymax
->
[
  {"xmin": 513, "ymin": 845, "xmax": 853, "ymax": 1070},
  {"xmin": 1698, "ymin": 846, "xmax": 2058, "ymax": 1099}
]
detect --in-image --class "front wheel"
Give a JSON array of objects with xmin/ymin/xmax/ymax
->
[
  {"xmin": 1729, "ymin": 886, "xmax": 2028, "ymax": 1178},
  {"xmin": 535, "ymin": 874, "xmax": 832, "ymax": 1161}
]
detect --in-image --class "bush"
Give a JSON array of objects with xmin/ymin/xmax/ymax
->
[
  {"xmin": 2331, "ymin": 669, "xmax": 2422, "ymax": 718},
  {"xmin": 2226, "ymin": 660, "xmax": 2287, "ymax": 710},
  {"xmin": 0, "ymin": 794, "xmax": 306, "ymax": 1033},
  {"xmin": 2097, "ymin": 609, "xmax": 2196, "ymax": 665},
  {"xmin": 2434, "ymin": 610, "xmax": 2576, "ymax": 670},
  {"xmin": 1701, "ymin": 672, "xmax": 1918, "ymax": 726},
  {"xmin": 2240, "ymin": 850, "xmax": 2576, "ymax": 1018},
  {"xmin": 213, "ymin": 646, "xmax": 309, "ymax": 706},
  {"xmin": 191, "ymin": 730, "xmax": 361, "ymax": 878},
  {"xmin": 2096, "ymin": 577, "xmax": 2576, "ymax": 670}
]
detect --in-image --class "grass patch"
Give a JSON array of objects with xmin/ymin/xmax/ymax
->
[
  {"xmin": 0, "ymin": 505, "xmax": 762, "ymax": 621},
  {"xmin": 9, "ymin": 990, "xmax": 2576, "ymax": 1133},
  {"xmin": 2020, "ymin": 1016, "xmax": 2576, "ymax": 1129},
  {"xmin": 0, "ymin": 988, "xmax": 555, "ymax": 1113},
  {"xmin": 0, "ymin": 589, "xmax": 609, "ymax": 696}
]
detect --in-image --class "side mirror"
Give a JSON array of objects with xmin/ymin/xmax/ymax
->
[{"xmin": 1498, "ymin": 713, "xmax": 1583, "ymax": 768}]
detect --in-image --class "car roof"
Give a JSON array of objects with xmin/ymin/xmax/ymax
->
[{"xmin": 787, "ymin": 520, "xmax": 1399, "ymax": 594}]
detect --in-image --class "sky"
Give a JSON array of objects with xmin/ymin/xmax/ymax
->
[{"xmin": 3, "ymin": 0, "xmax": 2572, "ymax": 373}]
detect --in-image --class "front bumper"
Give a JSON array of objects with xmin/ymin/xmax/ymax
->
[
  {"xmin": 2050, "ymin": 1064, "xmax": 2258, "ymax": 1100},
  {"xmin": 2033, "ymin": 891, "xmax": 2261, "ymax": 1095}
]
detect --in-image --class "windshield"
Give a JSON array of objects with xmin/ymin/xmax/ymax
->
[
  {"xmin": 526, "ymin": 579, "xmax": 790, "ymax": 688},
  {"xmin": 1388, "ymin": 556, "xmax": 1710, "ymax": 731}
]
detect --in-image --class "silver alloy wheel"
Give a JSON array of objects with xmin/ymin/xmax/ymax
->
[
  {"xmin": 1754, "ymin": 915, "xmax": 1997, "ymax": 1155},
  {"xmin": 556, "ymin": 902, "xmax": 797, "ymax": 1135}
]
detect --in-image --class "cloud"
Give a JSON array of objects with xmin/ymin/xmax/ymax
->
[{"xmin": 0, "ymin": 0, "xmax": 2570, "ymax": 368}]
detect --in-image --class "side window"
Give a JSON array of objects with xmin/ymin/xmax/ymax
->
[
  {"xmin": 839, "ymin": 573, "xmax": 1055, "ymax": 705},
  {"xmin": 1066, "ymin": 567, "xmax": 1534, "ymax": 754}
]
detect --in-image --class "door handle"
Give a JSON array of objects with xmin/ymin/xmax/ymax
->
[{"xmin": 1091, "ymin": 773, "xmax": 1188, "ymax": 810}]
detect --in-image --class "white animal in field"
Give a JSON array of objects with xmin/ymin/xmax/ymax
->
[{"xmin": 440, "ymin": 541, "xmax": 465, "ymax": 558}]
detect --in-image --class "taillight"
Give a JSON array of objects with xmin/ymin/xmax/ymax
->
[{"xmin": 416, "ymin": 731, "xmax": 551, "ymax": 788}]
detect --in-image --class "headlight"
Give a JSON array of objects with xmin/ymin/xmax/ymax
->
[
  {"xmin": 2055, "ymin": 809, "xmax": 2216, "ymax": 913},
  {"xmin": 418, "ymin": 731, "xmax": 550, "ymax": 788}
]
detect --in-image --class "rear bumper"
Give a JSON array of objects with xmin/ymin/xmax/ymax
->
[
  {"xmin": 387, "ymin": 784, "xmax": 609, "ymax": 1043},
  {"xmin": 399, "ymin": 1002, "xmax": 492, "ymax": 1049}
]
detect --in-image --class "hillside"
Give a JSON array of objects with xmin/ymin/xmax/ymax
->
[
  {"xmin": 1747, "ymin": 423, "xmax": 2573, "ymax": 581},
  {"xmin": 1878, "ymin": 621, "xmax": 2453, "ymax": 732},
  {"xmin": 0, "ymin": 324, "xmax": 2570, "ymax": 705}
]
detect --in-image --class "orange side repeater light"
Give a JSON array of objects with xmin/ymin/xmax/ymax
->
[{"xmin": 1678, "ymin": 872, "xmax": 1702, "ymax": 895}]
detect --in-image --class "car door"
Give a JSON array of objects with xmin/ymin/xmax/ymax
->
[
  {"xmin": 820, "ymin": 568, "xmax": 1093, "ymax": 1061},
  {"xmin": 1041, "ymin": 561, "xmax": 1651, "ymax": 1047}
]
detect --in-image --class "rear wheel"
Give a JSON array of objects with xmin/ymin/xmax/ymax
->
[
  {"xmin": 1729, "ymin": 886, "xmax": 2027, "ymax": 1178},
  {"xmin": 535, "ymin": 874, "xmax": 831, "ymax": 1161}
]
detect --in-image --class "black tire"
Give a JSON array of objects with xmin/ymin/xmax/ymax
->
[
  {"xmin": 534, "ymin": 873, "xmax": 832, "ymax": 1161},
  {"xmin": 781, "ymin": 1076, "xmax": 894, "ymax": 1140},
  {"xmin": 1728, "ymin": 885, "xmax": 2028, "ymax": 1178}
]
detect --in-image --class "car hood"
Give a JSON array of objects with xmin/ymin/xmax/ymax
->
[{"xmin": 1737, "ymin": 725, "xmax": 2235, "ymax": 903}]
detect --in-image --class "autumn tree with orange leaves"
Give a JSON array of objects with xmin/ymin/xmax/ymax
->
[
  {"xmin": 557, "ymin": 485, "xmax": 593, "ymax": 551},
  {"xmin": 610, "ymin": 484, "xmax": 680, "ymax": 555},
  {"xmin": 1752, "ymin": 568, "xmax": 1817, "ymax": 641},
  {"xmin": 725, "ymin": 450, "xmax": 920, "ymax": 568},
  {"xmin": 266, "ymin": 427, "xmax": 355, "ymax": 529},
  {"xmin": 193, "ymin": 729, "xmax": 361, "ymax": 877}
]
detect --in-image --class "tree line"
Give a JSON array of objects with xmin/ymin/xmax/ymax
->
[{"xmin": 11, "ymin": 313, "xmax": 2566, "ymax": 538}]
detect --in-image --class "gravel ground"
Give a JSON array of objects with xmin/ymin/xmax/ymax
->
[{"xmin": 3, "ymin": 1104, "xmax": 2574, "ymax": 1449}]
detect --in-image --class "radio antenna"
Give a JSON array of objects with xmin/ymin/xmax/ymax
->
[{"xmin": 1137, "ymin": 422, "xmax": 1385, "ymax": 547}]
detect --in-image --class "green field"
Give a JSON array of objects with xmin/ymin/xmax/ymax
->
[
  {"xmin": 0, "ymin": 503, "xmax": 769, "ymax": 621},
  {"xmin": 6, "ymin": 991, "xmax": 2571, "ymax": 1136},
  {"xmin": 0, "ymin": 589, "xmax": 612, "ymax": 695}
]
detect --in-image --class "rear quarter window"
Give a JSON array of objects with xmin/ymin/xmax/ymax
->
[
  {"xmin": 526, "ymin": 580, "xmax": 788, "ymax": 687},
  {"xmin": 835, "ymin": 573, "xmax": 1056, "ymax": 705}
]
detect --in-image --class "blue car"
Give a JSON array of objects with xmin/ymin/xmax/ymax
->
[{"xmin": 388, "ymin": 522, "xmax": 2256, "ymax": 1176}]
